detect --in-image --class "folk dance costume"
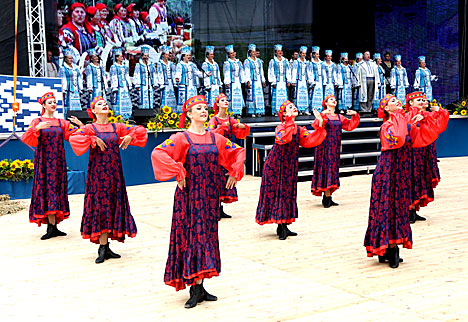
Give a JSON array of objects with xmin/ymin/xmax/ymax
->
[
  {"xmin": 356, "ymin": 56, "xmax": 381, "ymax": 113},
  {"xmin": 60, "ymin": 3, "xmax": 96, "ymax": 55},
  {"xmin": 176, "ymin": 47, "xmax": 204, "ymax": 113},
  {"xmin": 321, "ymin": 50, "xmax": 338, "ymax": 98},
  {"xmin": 208, "ymin": 94, "xmax": 250, "ymax": 218},
  {"xmin": 351, "ymin": 53, "xmax": 363, "ymax": 111},
  {"xmin": 291, "ymin": 46, "xmax": 312, "ymax": 113},
  {"xmin": 85, "ymin": 52, "xmax": 108, "ymax": 104},
  {"xmin": 22, "ymin": 93, "xmax": 80, "ymax": 239},
  {"xmin": 202, "ymin": 46, "xmax": 223, "ymax": 108},
  {"xmin": 134, "ymin": 46, "xmax": 157, "ymax": 109},
  {"xmin": 157, "ymin": 45, "xmax": 177, "ymax": 110},
  {"xmin": 109, "ymin": 4, "xmax": 134, "ymax": 46},
  {"xmin": 390, "ymin": 55, "xmax": 409, "ymax": 103},
  {"xmin": 406, "ymin": 92, "xmax": 449, "ymax": 223},
  {"xmin": 223, "ymin": 45, "xmax": 246, "ymax": 116},
  {"xmin": 364, "ymin": 94, "xmax": 440, "ymax": 268},
  {"xmin": 309, "ymin": 46, "xmax": 324, "ymax": 112},
  {"xmin": 373, "ymin": 53, "xmax": 386, "ymax": 110},
  {"xmin": 244, "ymin": 44, "xmax": 266, "ymax": 116},
  {"xmin": 151, "ymin": 96, "xmax": 246, "ymax": 300},
  {"xmin": 109, "ymin": 48, "xmax": 133, "ymax": 119},
  {"xmin": 268, "ymin": 44, "xmax": 291, "ymax": 114},
  {"xmin": 311, "ymin": 95, "xmax": 360, "ymax": 207},
  {"xmin": 336, "ymin": 53, "xmax": 353, "ymax": 111},
  {"xmin": 256, "ymin": 101, "xmax": 326, "ymax": 240},
  {"xmin": 70, "ymin": 97, "xmax": 148, "ymax": 261},
  {"xmin": 413, "ymin": 56, "xmax": 438, "ymax": 101},
  {"xmin": 59, "ymin": 49, "xmax": 83, "ymax": 114}
]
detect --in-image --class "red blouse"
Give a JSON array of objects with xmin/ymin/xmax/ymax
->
[
  {"xmin": 22, "ymin": 117, "xmax": 79, "ymax": 147},
  {"xmin": 208, "ymin": 116, "xmax": 251, "ymax": 139},
  {"xmin": 275, "ymin": 116, "xmax": 327, "ymax": 147},
  {"xmin": 312, "ymin": 113, "xmax": 361, "ymax": 131},
  {"xmin": 151, "ymin": 131, "xmax": 246, "ymax": 182},
  {"xmin": 408, "ymin": 106, "xmax": 449, "ymax": 135},
  {"xmin": 69, "ymin": 123, "xmax": 148, "ymax": 156},
  {"xmin": 380, "ymin": 111, "xmax": 439, "ymax": 151}
]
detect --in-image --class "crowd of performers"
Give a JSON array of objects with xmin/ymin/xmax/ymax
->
[
  {"xmin": 55, "ymin": 28, "xmax": 437, "ymax": 120},
  {"xmin": 23, "ymin": 86, "xmax": 448, "ymax": 308}
]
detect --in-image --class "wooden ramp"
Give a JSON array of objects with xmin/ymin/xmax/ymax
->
[{"xmin": 1, "ymin": 157, "xmax": 467, "ymax": 322}]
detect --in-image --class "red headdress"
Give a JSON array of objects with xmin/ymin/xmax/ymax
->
[
  {"xmin": 70, "ymin": 2, "xmax": 85, "ymax": 12},
  {"xmin": 178, "ymin": 95, "xmax": 207, "ymax": 128},
  {"xmin": 213, "ymin": 93, "xmax": 227, "ymax": 115},
  {"xmin": 87, "ymin": 96, "xmax": 105, "ymax": 121},
  {"xmin": 38, "ymin": 92, "xmax": 55, "ymax": 116},
  {"xmin": 405, "ymin": 91, "xmax": 425, "ymax": 108},
  {"xmin": 322, "ymin": 94, "xmax": 335, "ymax": 108},
  {"xmin": 278, "ymin": 100, "xmax": 293, "ymax": 122},
  {"xmin": 140, "ymin": 11, "xmax": 149, "ymax": 21},
  {"xmin": 127, "ymin": 3, "xmax": 137, "ymax": 14},
  {"xmin": 378, "ymin": 94, "xmax": 396, "ymax": 120},
  {"xmin": 95, "ymin": 3, "xmax": 107, "ymax": 11}
]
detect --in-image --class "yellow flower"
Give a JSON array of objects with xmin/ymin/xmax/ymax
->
[
  {"xmin": 108, "ymin": 110, "xmax": 114, "ymax": 117},
  {"xmin": 158, "ymin": 115, "xmax": 163, "ymax": 121},
  {"xmin": 6, "ymin": 171, "xmax": 13, "ymax": 177},
  {"xmin": 462, "ymin": 101, "xmax": 466, "ymax": 107},
  {"xmin": 163, "ymin": 114, "xmax": 169, "ymax": 120},
  {"xmin": 156, "ymin": 122, "xmax": 163, "ymax": 129},
  {"xmin": 168, "ymin": 119, "xmax": 175, "ymax": 125},
  {"xmin": 0, "ymin": 160, "xmax": 9, "ymax": 167},
  {"xmin": 453, "ymin": 111, "xmax": 458, "ymax": 115},
  {"xmin": 162, "ymin": 106, "xmax": 171, "ymax": 114},
  {"xmin": 28, "ymin": 163, "xmax": 34, "ymax": 169},
  {"xmin": 108, "ymin": 116, "xmax": 116, "ymax": 123},
  {"xmin": 209, "ymin": 114, "xmax": 214, "ymax": 119},
  {"xmin": 204, "ymin": 122, "xmax": 209, "ymax": 129},
  {"xmin": 186, "ymin": 122, "xmax": 191, "ymax": 129},
  {"xmin": 461, "ymin": 110, "xmax": 467, "ymax": 116},
  {"xmin": 229, "ymin": 112, "xmax": 234, "ymax": 116},
  {"xmin": 432, "ymin": 99, "xmax": 437, "ymax": 103},
  {"xmin": 11, "ymin": 164, "xmax": 17, "ymax": 170},
  {"xmin": 116, "ymin": 115, "xmax": 123, "ymax": 121},
  {"xmin": 171, "ymin": 112, "xmax": 178, "ymax": 119}
]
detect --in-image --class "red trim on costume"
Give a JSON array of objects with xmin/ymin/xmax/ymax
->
[
  {"xmin": 311, "ymin": 185, "xmax": 339, "ymax": 196},
  {"xmin": 81, "ymin": 230, "xmax": 137, "ymax": 244},
  {"xmin": 432, "ymin": 178, "xmax": 440, "ymax": 188},
  {"xmin": 409, "ymin": 194, "xmax": 434, "ymax": 211},
  {"xmin": 165, "ymin": 269, "xmax": 219, "ymax": 291},
  {"xmin": 29, "ymin": 211, "xmax": 70, "ymax": 227},
  {"xmin": 255, "ymin": 218, "xmax": 296, "ymax": 225},
  {"xmin": 219, "ymin": 195, "xmax": 238, "ymax": 204},
  {"xmin": 366, "ymin": 237, "xmax": 413, "ymax": 257}
]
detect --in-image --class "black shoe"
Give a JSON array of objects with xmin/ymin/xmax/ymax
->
[
  {"xmin": 40, "ymin": 224, "xmax": 55, "ymax": 240},
  {"xmin": 284, "ymin": 225, "xmax": 297, "ymax": 237},
  {"xmin": 378, "ymin": 248, "xmax": 403, "ymax": 263},
  {"xmin": 387, "ymin": 246, "xmax": 400, "ymax": 268},
  {"xmin": 276, "ymin": 224, "xmax": 282, "ymax": 236},
  {"xmin": 323, "ymin": 196, "xmax": 332, "ymax": 208},
  {"xmin": 409, "ymin": 209, "xmax": 416, "ymax": 224},
  {"xmin": 219, "ymin": 205, "xmax": 232, "ymax": 219},
  {"xmin": 321, "ymin": 195, "xmax": 327, "ymax": 207},
  {"xmin": 279, "ymin": 223, "xmax": 288, "ymax": 240},
  {"xmin": 185, "ymin": 284, "xmax": 203, "ymax": 309},
  {"xmin": 201, "ymin": 282, "xmax": 217, "ymax": 301},
  {"xmin": 329, "ymin": 197, "xmax": 339, "ymax": 206},
  {"xmin": 52, "ymin": 225, "xmax": 67, "ymax": 237},
  {"xmin": 105, "ymin": 242, "xmax": 121, "ymax": 259},
  {"xmin": 415, "ymin": 214, "xmax": 426, "ymax": 221},
  {"xmin": 95, "ymin": 244, "xmax": 107, "ymax": 264}
]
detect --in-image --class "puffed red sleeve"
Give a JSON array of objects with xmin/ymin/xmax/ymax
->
[
  {"xmin": 69, "ymin": 124, "xmax": 97, "ymax": 156},
  {"xmin": 207, "ymin": 117, "xmax": 225, "ymax": 135},
  {"xmin": 21, "ymin": 118, "xmax": 41, "ymax": 147},
  {"xmin": 230, "ymin": 118, "xmax": 251, "ymax": 139},
  {"xmin": 339, "ymin": 113, "xmax": 360, "ymax": 131},
  {"xmin": 410, "ymin": 114, "xmax": 439, "ymax": 148},
  {"xmin": 312, "ymin": 113, "xmax": 329, "ymax": 130},
  {"xmin": 275, "ymin": 116, "xmax": 297, "ymax": 144},
  {"xmin": 151, "ymin": 132, "xmax": 189, "ymax": 182},
  {"xmin": 115, "ymin": 123, "xmax": 148, "ymax": 147},
  {"xmin": 379, "ymin": 112, "xmax": 408, "ymax": 151},
  {"xmin": 214, "ymin": 133, "xmax": 246, "ymax": 181},
  {"xmin": 61, "ymin": 120, "xmax": 80, "ymax": 142},
  {"xmin": 298, "ymin": 126, "xmax": 327, "ymax": 148},
  {"xmin": 432, "ymin": 108, "xmax": 449, "ymax": 134}
]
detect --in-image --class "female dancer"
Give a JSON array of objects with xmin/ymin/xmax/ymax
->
[
  {"xmin": 202, "ymin": 46, "xmax": 223, "ymax": 109},
  {"xmin": 208, "ymin": 93, "xmax": 250, "ymax": 219},
  {"xmin": 268, "ymin": 44, "xmax": 291, "ymax": 115},
  {"xmin": 223, "ymin": 45, "xmax": 246, "ymax": 117},
  {"xmin": 244, "ymin": 43, "xmax": 266, "ymax": 117},
  {"xmin": 256, "ymin": 101, "xmax": 326, "ymax": 240},
  {"xmin": 59, "ymin": 48, "xmax": 83, "ymax": 115},
  {"xmin": 156, "ymin": 45, "xmax": 177, "ymax": 111},
  {"xmin": 406, "ymin": 92, "xmax": 449, "ymax": 223},
  {"xmin": 22, "ymin": 92, "xmax": 83, "ymax": 239},
  {"xmin": 364, "ymin": 94, "xmax": 440, "ymax": 268},
  {"xmin": 109, "ymin": 47, "xmax": 133, "ymax": 119},
  {"xmin": 291, "ymin": 46, "xmax": 312, "ymax": 114},
  {"xmin": 321, "ymin": 50, "xmax": 337, "ymax": 98},
  {"xmin": 311, "ymin": 94, "xmax": 360, "ymax": 207},
  {"xmin": 390, "ymin": 55, "xmax": 409, "ymax": 103},
  {"xmin": 309, "ymin": 46, "xmax": 324, "ymax": 112},
  {"xmin": 69, "ymin": 96, "xmax": 148, "ymax": 263},
  {"xmin": 151, "ymin": 95, "xmax": 245, "ymax": 308},
  {"xmin": 175, "ymin": 47, "xmax": 204, "ymax": 114},
  {"xmin": 85, "ymin": 48, "xmax": 108, "ymax": 104}
]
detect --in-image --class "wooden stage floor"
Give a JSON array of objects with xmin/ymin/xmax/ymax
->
[{"xmin": 1, "ymin": 157, "xmax": 467, "ymax": 321}]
